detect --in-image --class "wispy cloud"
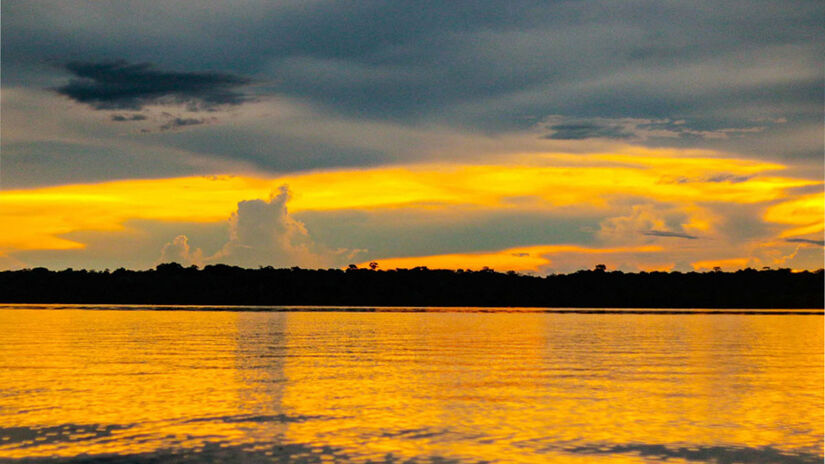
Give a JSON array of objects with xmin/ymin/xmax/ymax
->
[
  {"xmin": 543, "ymin": 121, "xmax": 635, "ymax": 140},
  {"xmin": 642, "ymin": 230, "xmax": 698, "ymax": 240},
  {"xmin": 158, "ymin": 117, "xmax": 212, "ymax": 132},
  {"xmin": 110, "ymin": 113, "xmax": 147, "ymax": 122},
  {"xmin": 542, "ymin": 116, "xmax": 769, "ymax": 142},
  {"xmin": 785, "ymin": 238, "xmax": 824, "ymax": 246}
]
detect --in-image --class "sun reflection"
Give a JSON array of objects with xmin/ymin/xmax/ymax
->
[
  {"xmin": 0, "ymin": 310, "xmax": 257, "ymax": 458},
  {"xmin": 0, "ymin": 309, "xmax": 821, "ymax": 463}
]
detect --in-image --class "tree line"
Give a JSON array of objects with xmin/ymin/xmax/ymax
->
[{"xmin": 0, "ymin": 264, "xmax": 822, "ymax": 308}]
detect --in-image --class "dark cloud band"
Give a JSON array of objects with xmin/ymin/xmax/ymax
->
[
  {"xmin": 55, "ymin": 61, "xmax": 251, "ymax": 110},
  {"xmin": 643, "ymin": 230, "xmax": 698, "ymax": 240},
  {"xmin": 785, "ymin": 238, "xmax": 824, "ymax": 246},
  {"xmin": 111, "ymin": 114, "xmax": 147, "ymax": 122},
  {"xmin": 159, "ymin": 117, "xmax": 210, "ymax": 132},
  {"xmin": 544, "ymin": 122, "xmax": 636, "ymax": 140}
]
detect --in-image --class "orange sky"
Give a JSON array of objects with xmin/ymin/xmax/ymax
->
[
  {"xmin": 1, "ymin": 147, "xmax": 822, "ymax": 272},
  {"xmin": 3, "ymin": 1, "xmax": 822, "ymax": 273}
]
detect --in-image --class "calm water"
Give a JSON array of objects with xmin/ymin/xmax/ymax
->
[{"xmin": 0, "ymin": 307, "xmax": 822, "ymax": 463}]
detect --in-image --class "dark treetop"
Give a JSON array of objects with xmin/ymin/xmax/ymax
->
[{"xmin": 1, "ymin": 264, "xmax": 822, "ymax": 308}]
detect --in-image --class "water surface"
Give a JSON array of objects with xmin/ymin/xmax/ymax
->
[{"xmin": 0, "ymin": 307, "xmax": 822, "ymax": 463}]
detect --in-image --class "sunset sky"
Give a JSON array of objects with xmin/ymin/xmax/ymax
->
[{"xmin": 2, "ymin": 1, "xmax": 823, "ymax": 273}]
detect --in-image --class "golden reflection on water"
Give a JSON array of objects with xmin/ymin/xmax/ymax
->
[{"xmin": 0, "ymin": 309, "xmax": 822, "ymax": 463}]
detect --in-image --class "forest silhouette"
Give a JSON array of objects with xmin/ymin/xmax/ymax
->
[{"xmin": 1, "ymin": 264, "xmax": 822, "ymax": 308}]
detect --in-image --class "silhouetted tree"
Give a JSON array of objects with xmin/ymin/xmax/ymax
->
[{"xmin": 0, "ymin": 265, "xmax": 821, "ymax": 308}]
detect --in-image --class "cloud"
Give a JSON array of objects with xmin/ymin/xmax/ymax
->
[
  {"xmin": 208, "ymin": 186, "xmax": 316, "ymax": 267},
  {"xmin": 0, "ymin": 253, "xmax": 27, "ymax": 270},
  {"xmin": 157, "ymin": 185, "xmax": 364, "ymax": 269},
  {"xmin": 55, "ymin": 61, "xmax": 252, "ymax": 110},
  {"xmin": 8, "ymin": 3, "xmax": 818, "ymax": 142},
  {"xmin": 544, "ymin": 122, "xmax": 636, "ymax": 140},
  {"xmin": 785, "ymin": 238, "xmax": 824, "ymax": 246},
  {"xmin": 704, "ymin": 174, "xmax": 753, "ymax": 183},
  {"xmin": 158, "ymin": 117, "xmax": 212, "ymax": 132},
  {"xmin": 156, "ymin": 187, "xmax": 334, "ymax": 269},
  {"xmin": 599, "ymin": 205, "xmax": 695, "ymax": 244},
  {"xmin": 158, "ymin": 235, "xmax": 203, "ymax": 267},
  {"xmin": 642, "ymin": 230, "xmax": 698, "ymax": 240},
  {"xmin": 111, "ymin": 113, "xmax": 147, "ymax": 122},
  {"xmin": 542, "ymin": 115, "xmax": 769, "ymax": 142},
  {"xmin": 4, "ymin": 2, "xmax": 821, "ymax": 185}
]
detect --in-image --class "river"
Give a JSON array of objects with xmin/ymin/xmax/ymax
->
[{"xmin": 0, "ymin": 306, "xmax": 821, "ymax": 463}]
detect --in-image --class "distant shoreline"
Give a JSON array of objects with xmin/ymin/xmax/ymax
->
[
  {"xmin": 1, "ymin": 303, "xmax": 822, "ymax": 315},
  {"xmin": 1, "ymin": 264, "xmax": 822, "ymax": 309}
]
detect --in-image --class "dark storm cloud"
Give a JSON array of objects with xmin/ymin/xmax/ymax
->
[
  {"xmin": 659, "ymin": 174, "xmax": 756, "ymax": 185},
  {"xmin": 158, "ymin": 117, "xmax": 209, "ymax": 132},
  {"xmin": 785, "ymin": 238, "xmax": 825, "ymax": 247},
  {"xmin": 54, "ymin": 61, "xmax": 251, "ymax": 110},
  {"xmin": 111, "ymin": 114, "xmax": 147, "ymax": 122},
  {"xmin": 544, "ymin": 122, "xmax": 636, "ymax": 140},
  {"xmin": 642, "ymin": 230, "xmax": 698, "ymax": 240},
  {"xmin": 8, "ymin": 2, "xmax": 819, "ymax": 124},
  {"xmin": 542, "ymin": 116, "xmax": 780, "ymax": 144},
  {"xmin": 3, "ymin": 0, "xmax": 823, "ymax": 176},
  {"xmin": 704, "ymin": 174, "xmax": 753, "ymax": 184}
]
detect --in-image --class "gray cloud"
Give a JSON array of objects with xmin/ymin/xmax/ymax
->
[
  {"xmin": 0, "ymin": 140, "xmax": 219, "ymax": 188},
  {"xmin": 544, "ymin": 122, "xmax": 635, "ymax": 140},
  {"xmin": 704, "ymin": 174, "xmax": 753, "ymax": 183},
  {"xmin": 658, "ymin": 173, "xmax": 757, "ymax": 185},
  {"xmin": 214, "ymin": 186, "xmax": 318, "ymax": 267},
  {"xmin": 297, "ymin": 209, "xmax": 600, "ymax": 258},
  {"xmin": 9, "ymin": 3, "xmax": 818, "ymax": 128},
  {"xmin": 785, "ymin": 238, "xmax": 825, "ymax": 247},
  {"xmin": 2, "ymin": 0, "xmax": 822, "ymax": 178},
  {"xmin": 172, "ymin": 186, "xmax": 364, "ymax": 269},
  {"xmin": 643, "ymin": 230, "xmax": 698, "ymax": 240},
  {"xmin": 542, "ymin": 115, "xmax": 773, "ymax": 143},
  {"xmin": 158, "ymin": 235, "xmax": 203, "ymax": 267},
  {"xmin": 111, "ymin": 113, "xmax": 147, "ymax": 122},
  {"xmin": 158, "ymin": 117, "xmax": 211, "ymax": 132},
  {"xmin": 55, "ymin": 61, "xmax": 251, "ymax": 110}
]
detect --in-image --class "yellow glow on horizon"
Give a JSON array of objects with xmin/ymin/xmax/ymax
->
[
  {"xmin": 692, "ymin": 258, "xmax": 750, "ymax": 271},
  {"xmin": 358, "ymin": 244, "xmax": 663, "ymax": 272},
  {"xmin": 0, "ymin": 150, "xmax": 819, "ymax": 254},
  {"xmin": 0, "ymin": 176, "xmax": 273, "ymax": 252}
]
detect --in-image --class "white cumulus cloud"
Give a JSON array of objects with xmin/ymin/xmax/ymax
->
[{"xmin": 158, "ymin": 185, "xmax": 364, "ymax": 269}]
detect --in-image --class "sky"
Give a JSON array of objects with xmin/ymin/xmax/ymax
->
[{"xmin": 1, "ymin": 0, "xmax": 823, "ymax": 273}]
